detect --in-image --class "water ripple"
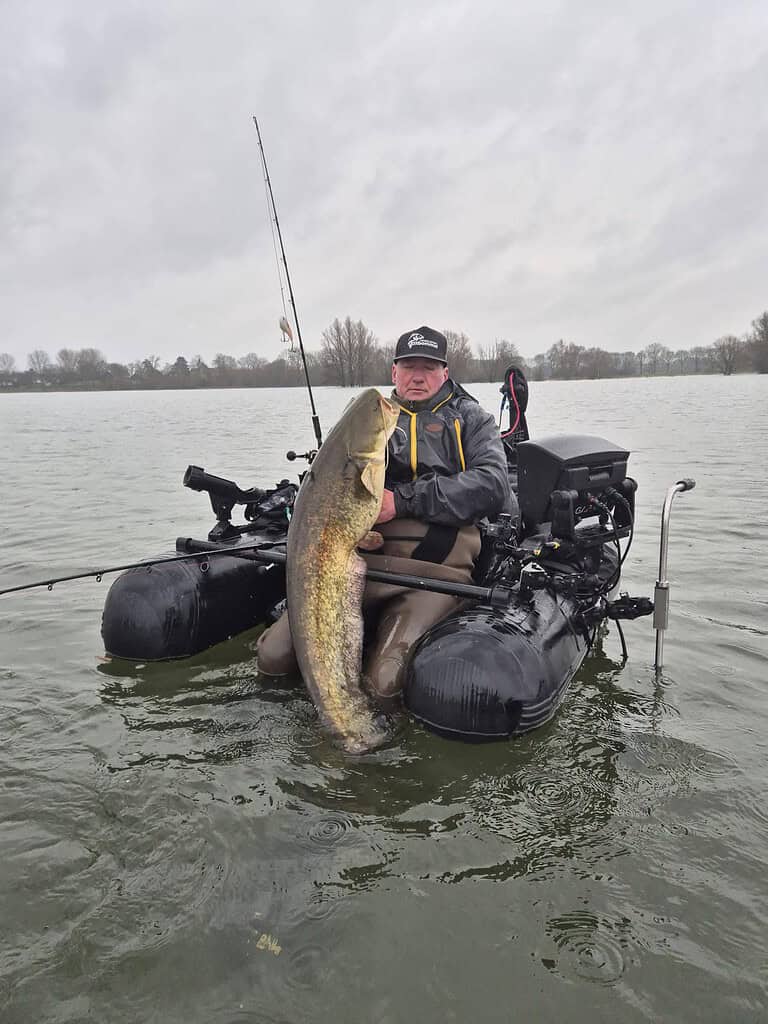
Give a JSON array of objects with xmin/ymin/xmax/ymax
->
[
  {"xmin": 284, "ymin": 942, "xmax": 328, "ymax": 989},
  {"xmin": 306, "ymin": 813, "xmax": 355, "ymax": 847},
  {"xmin": 542, "ymin": 910, "xmax": 641, "ymax": 985},
  {"xmin": 621, "ymin": 733, "xmax": 737, "ymax": 807},
  {"xmin": 303, "ymin": 886, "xmax": 345, "ymax": 922},
  {"xmin": 514, "ymin": 764, "xmax": 596, "ymax": 818},
  {"xmin": 249, "ymin": 937, "xmax": 333, "ymax": 1024}
]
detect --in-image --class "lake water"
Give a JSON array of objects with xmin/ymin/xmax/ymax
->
[{"xmin": 1, "ymin": 376, "xmax": 767, "ymax": 1023}]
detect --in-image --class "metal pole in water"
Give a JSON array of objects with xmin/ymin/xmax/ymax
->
[{"xmin": 654, "ymin": 478, "xmax": 696, "ymax": 673}]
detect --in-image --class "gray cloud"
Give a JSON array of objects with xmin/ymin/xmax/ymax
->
[{"xmin": 1, "ymin": 0, "xmax": 766, "ymax": 368}]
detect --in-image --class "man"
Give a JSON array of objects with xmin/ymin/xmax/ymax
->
[{"xmin": 257, "ymin": 325, "xmax": 512, "ymax": 707}]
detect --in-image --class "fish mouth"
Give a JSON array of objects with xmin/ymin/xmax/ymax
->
[
  {"xmin": 377, "ymin": 393, "xmax": 400, "ymax": 430},
  {"xmin": 378, "ymin": 394, "xmax": 398, "ymax": 414},
  {"xmin": 340, "ymin": 722, "xmax": 390, "ymax": 756}
]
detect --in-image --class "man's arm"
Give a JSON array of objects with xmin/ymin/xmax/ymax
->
[{"xmin": 388, "ymin": 407, "xmax": 511, "ymax": 526}]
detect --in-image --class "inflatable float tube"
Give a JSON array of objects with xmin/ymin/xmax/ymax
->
[{"xmin": 101, "ymin": 434, "xmax": 642, "ymax": 740}]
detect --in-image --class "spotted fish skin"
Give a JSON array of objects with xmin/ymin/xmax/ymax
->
[{"xmin": 286, "ymin": 389, "xmax": 400, "ymax": 753}]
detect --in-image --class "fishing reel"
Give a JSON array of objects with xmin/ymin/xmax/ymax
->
[{"xmin": 475, "ymin": 513, "xmax": 527, "ymax": 584}]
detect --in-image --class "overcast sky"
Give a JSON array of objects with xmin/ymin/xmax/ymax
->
[{"xmin": 1, "ymin": 0, "xmax": 766, "ymax": 368}]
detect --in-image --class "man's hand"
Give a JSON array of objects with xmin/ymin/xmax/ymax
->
[{"xmin": 376, "ymin": 489, "xmax": 397, "ymax": 524}]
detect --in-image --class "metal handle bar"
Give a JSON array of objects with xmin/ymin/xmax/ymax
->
[{"xmin": 654, "ymin": 478, "xmax": 696, "ymax": 672}]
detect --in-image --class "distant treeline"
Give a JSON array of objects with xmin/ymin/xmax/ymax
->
[{"xmin": 2, "ymin": 311, "xmax": 766, "ymax": 392}]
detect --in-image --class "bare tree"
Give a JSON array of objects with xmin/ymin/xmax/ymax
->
[
  {"xmin": 76, "ymin": 348, "xmax": 107, "ymax": 379},
  {"xmin": 531, "ymin": 353, "xmax": 550, "ymax": 380},
  {"xmin": 712, "ymin": 335, "xmax": 741, "ymax": 375},
  {"xmin": 689, "ymin": 346, "xmax": 709, "ymax": 373},
  {"xmin": 367, "ymin": 342, "xmax": 395, "ymax": 385},
  {"xmin": 28, "ymin": 349, "xmax": 51, "ymax": 376},
  {"xmin": 442, "ymin": 329, "xmax": 473, "ymax": 381},
  {"xmin": 617, "ymin": 351, "xmax": 638, "ymax": 376},
  {"xmin": 379, "ymin": 341, "xmax": 395, "ymax": 366},
  {"xmin": 321, "ymin": 318, "xmax": 349, "ymax": 386},
  {"xmin": 212, "ymin": 353, "xmax": 238, "ymax": 386},
  {"xmin": 238, "ymin": 352, "xmax": 266, "ymax": 370},
  {"xmin": 0, "ymin": 353, "xmax": 16, "ymax": 375},
  {"xmin": 57, "ymin": 348, "xmax": 79, "ymax": 374},
  {"xmin": 355, "ymin": 321, "xmax": 378, "ymax": 385},
  {"xmin": 641, "ymin": 342, "xmax": 666, "ymax": 376},
  {"xmin": 581, "ymin": 347, "xmax": 615, "ymax": 379},
  {"xmin": 477, "ymin": 339, "xmax": 522, "ymax": 381},
  {"xmin": 750, "ymin": 311, "xmax": 768, "ymax": 373},
  {"xmin": 674, "ymin": 349, "xmax": 689, "ymax": 374},
  {"xmin": 321, "ymin": 317, "xmax": 377, "ymax": 386},
  {"xmin": 285, "ymin": 347, "xmax": 309, "ymax": 385},
  {"xmin": 547, "ymin": 340, "xmax": 584, "ymax": 379},
  {"xmin": 547, "ymin": 340, "xmax": 567, "ymax": 378}
]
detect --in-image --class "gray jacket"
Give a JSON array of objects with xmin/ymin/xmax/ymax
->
[{"xmin": 386, "ymin": 379, "xmax": 512, "ymax": 527}]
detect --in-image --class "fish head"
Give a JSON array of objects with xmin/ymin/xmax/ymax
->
[
  {"xmin": 343, "ymin": 389, "xmax": 400, "ymax": 498},
  {"xmin": 339, "ymin": 711, "xmax": 391, "ymax": 755},
  {"xmin": 345, "ymin": 389, "xmax": 399, "ymax": 452}
]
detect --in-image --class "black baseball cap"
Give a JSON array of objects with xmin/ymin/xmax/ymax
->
[{"xmin": 394, "ymin": 326, "xmax": 448, "ymax": 364}]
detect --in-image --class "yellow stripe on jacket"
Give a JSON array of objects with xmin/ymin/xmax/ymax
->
[{"xmin": 453, "ymin": 419, "xmax": 466, "ymax": 471}]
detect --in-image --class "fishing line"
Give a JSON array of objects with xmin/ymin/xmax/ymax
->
[
  {"xmin": 262, "ymin": 155, "xmax": 290, "ymax": 335},
  {"xmin": 252, "ymin": 116, "xmax": 323, "ymax": 449}
]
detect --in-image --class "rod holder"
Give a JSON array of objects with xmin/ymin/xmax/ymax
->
[{"xmin": 654, "ymin": 478, "xmax": 695, "ymax": 672}]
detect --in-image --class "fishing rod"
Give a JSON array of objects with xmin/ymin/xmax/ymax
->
[
  {"xmin": 0, "ymin": 540, "xmax": 513, "ymax": 608},
  {"xmin": 0, "ymin": 545, "xmax": 270, "ymax": 597},
  {"xmin": 179, "ymin": 539, "xmax": 514, "ymax": 608},
  {"xmin": 252, "ymin": 115, "xmax": 323, "ymax": 450}
]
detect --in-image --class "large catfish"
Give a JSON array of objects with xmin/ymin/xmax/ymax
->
[{"xmin": 286, "ymin": 388, "xmax": 400, "ymax": 753}]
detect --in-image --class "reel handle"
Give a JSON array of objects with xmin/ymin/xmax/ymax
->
[{"xmin": 286, "ymin": 449, "xmax": 317, "ymax": 463}]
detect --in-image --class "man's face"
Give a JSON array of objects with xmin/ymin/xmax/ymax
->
[{"xmin": 392, "ymin": 358, "xmax": 449, "ymax": 402}]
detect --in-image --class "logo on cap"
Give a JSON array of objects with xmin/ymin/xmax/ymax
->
[{"xmin": 408, "ymin": 333, "xmax": 438, "ymax": 350}]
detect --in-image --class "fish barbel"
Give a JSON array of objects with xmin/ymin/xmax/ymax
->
[{"xmin": 286, "ymin": 388, "xmax": 400, "ymax": 753}]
